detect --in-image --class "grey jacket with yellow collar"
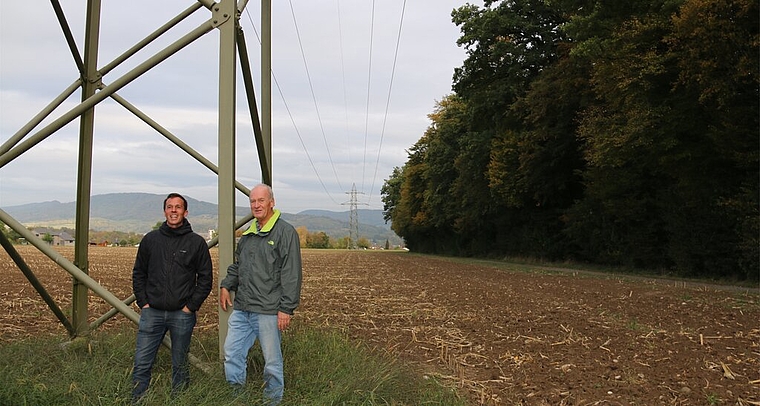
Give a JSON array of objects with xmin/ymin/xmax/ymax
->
[{"xmin": 221, "ymin": 210, "xmax": 302, "ymax": 315}]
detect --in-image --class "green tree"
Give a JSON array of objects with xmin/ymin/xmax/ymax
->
[
  {"xmin": 1, "ymin": 222, "xmax": 22, "ymax": 243},
  {"xmin": 357, "ymin": 237, "xmax": 370, "ymax": 249},
  {"xmin": 451, "ymin": 0, "xmax": 571, "ymax": 255},
  {"xmin": 334, "ymin": 236, "xmax": 350, "ymax": 249},
  {"xmin": 383, "ymin": 0, "xmax": 758, "ymax": 280},
  {"xmin": 424, "ymin": 96, "xmax": 477, "ymax": 253},
  {"xmin": 666, "ymin": 0, "xmax": 759, "ymax": 279},
  {"xmin": 566, "ymin": 0, "xmax": 758, "ymax": 278},
  {"xmin": 385, "ymin": 96, "xmax": 483, "ymax": 254},
  {"xmin": 424, "ymin": 96, "xmax": 464, "ymax": 232},
  {"xmin": 386, "ymin": 138, "xmax": 433, "ymax": 252},
  {"xmin": 305, "ymin": 232, "xmax": 330, "ymax": 249},
  {"xmin": 381, "ymin": 167, "xmax": 404, "ymax": 225},
  {"xmin": 452, "ymin": 0, "xmax": 568, "ymax": 129}
]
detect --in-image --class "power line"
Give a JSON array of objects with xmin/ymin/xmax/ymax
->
[
  {"xmin": 361, "ymin": 0, "xmax": 376, "ymax": 193},
  {"xmin": 335, "ymin": 0, "xmax": 354, "ymax": 183},
  {"xmin": 242, "ymin": 8, "xmax": 340, "ymax": 206},
  {"xmin": 243, "ymin": 2, "xmax": 408, "ymax": 210},
  {"xmin": 272, "ymin": 73, "xmax": 341, "ymax": 206},
  {"xmin": 367, "ymin": 0, "xmax": 407, "ymax": 207},
  {"xmin": 287, "ymin": 0, "xmax": 343, "ymax": 192}
]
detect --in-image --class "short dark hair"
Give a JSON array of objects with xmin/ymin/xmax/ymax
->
[{"xmin": 164, "ymin": 193, "xmax": 187, "ymax": 210}]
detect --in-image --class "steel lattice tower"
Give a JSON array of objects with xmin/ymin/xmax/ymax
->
[
  {"xmin": 343, "ymin": 183, "xmax": 366, "ymax": 249},
  {"xmin": 0, "ymin": 0, "xmax": 272, "ymax": 361}
]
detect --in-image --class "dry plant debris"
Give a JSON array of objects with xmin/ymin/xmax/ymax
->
[{"xmin": 1, "ymin": 246, "xmax": 758, "ymax": 405}]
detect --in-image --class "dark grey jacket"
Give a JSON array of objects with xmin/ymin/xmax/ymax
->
[{"xmin": 220, "ymin": 210, "xmax": 302, "ymax": 315}]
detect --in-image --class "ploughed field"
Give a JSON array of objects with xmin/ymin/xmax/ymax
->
[{"xmin": 1, "ymin": 246, "xmax": 758, "ymax": 405}]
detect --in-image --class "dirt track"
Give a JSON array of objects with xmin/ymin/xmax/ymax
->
[{"xmin": 1, "ymin": 246, "xmax": 758, "ymax": 405}]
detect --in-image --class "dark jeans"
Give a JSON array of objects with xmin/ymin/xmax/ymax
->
[{"xmin": 132, "ymin": 307, "xmax": 196, "ymax": 401}]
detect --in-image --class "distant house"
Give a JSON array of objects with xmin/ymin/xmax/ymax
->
[{"xmin": 32, "ymin": 228, "xmax": 75, "ymax": 246}]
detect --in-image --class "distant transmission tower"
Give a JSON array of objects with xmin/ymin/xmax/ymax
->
[{"xmin": 343, "ymin": 183, "xmax": 367, "ymax": 249}]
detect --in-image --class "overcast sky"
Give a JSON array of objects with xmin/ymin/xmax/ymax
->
[{"xmin": 0, "ymin": 0, "xmax": 479, "ymax": 214}]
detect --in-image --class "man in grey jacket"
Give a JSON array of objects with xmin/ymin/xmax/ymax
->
[{"xmin": 219, "ymin": 183, "xmax": 302, "ymax": 405}]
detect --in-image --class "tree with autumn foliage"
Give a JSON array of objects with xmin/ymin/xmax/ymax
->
[{"xmin": 382, "ymin": 0, "xmax": 758, "ymax": 281}]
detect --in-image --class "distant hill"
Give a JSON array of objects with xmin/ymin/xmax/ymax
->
[
  {"xmin": 298, "ymin": 209, "xmax": 391, "ymax": 229},
  {"xmin": 1, "ymin": 193, "xmax": 402, "ymax": 246}
]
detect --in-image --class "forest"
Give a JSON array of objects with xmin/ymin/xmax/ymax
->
[{"xmin": 381, "ymin": 0, "xmax": 758, "ymax": 281}]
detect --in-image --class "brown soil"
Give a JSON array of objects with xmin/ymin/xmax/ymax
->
[{"xmin": 1, "ymin": 246, "xmax": 758, "ymax": 405}]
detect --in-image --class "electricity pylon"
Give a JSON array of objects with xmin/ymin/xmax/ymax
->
[
  {"xmin": 0, "ymin": 0, "xmax": 272, "ymax": 362},
  {"xmin": 343, "ymin": 183, "xmax": 367, "ymax": 249}
]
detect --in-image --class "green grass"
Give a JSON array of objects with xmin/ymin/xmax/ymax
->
[
  {"xmin": 0, "ymin": 326, "xmax": 465, "ymax": 406},
  {"xmin": 625, "ymin": 318, "xmax": 641, "ymax": 331},
  {"xmin": 705, "ymin": 392, "xmax": 721, "ymax": 405}
]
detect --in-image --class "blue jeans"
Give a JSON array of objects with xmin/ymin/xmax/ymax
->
[
  {"xmin": 224, "ymin": 310, "xmax": 283, "ymax": 405},
  {"xmin": 132, "ymin": 307, "xmax": 196, "ymax": 401}
]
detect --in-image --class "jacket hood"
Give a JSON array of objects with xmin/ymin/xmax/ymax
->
[{"xmin": 159, "ymin": 218, "xmax": 193, "ymax": 237}]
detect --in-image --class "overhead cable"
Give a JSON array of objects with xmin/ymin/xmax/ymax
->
[
  {"xmin": 367, "ymin": 0, "xmax": 407, "ymax": 207},
  {"xmin": 242, "ymin": 7, "xmax": 340, "ymax": 205},
  {"xmin": 288, "ymin": 0, "xmax": 344, "ymax": 192}
]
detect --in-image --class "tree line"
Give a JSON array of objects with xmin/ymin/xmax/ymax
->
[
  {"xmin": 381, "ymin": 0, "xmax": 758, "ymax": 281},
  {"xmin": 1, "ymin": 223, "xmax": 397, "ymax": 251},
  {"xmin": 0, "ymin": 225, "xmax": 144, "ymax": 247}
]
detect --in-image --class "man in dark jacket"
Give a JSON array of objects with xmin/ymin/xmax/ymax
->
[{"xmin": 131, "ymin": 193, "xmax": 213, "ymax": 403}]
